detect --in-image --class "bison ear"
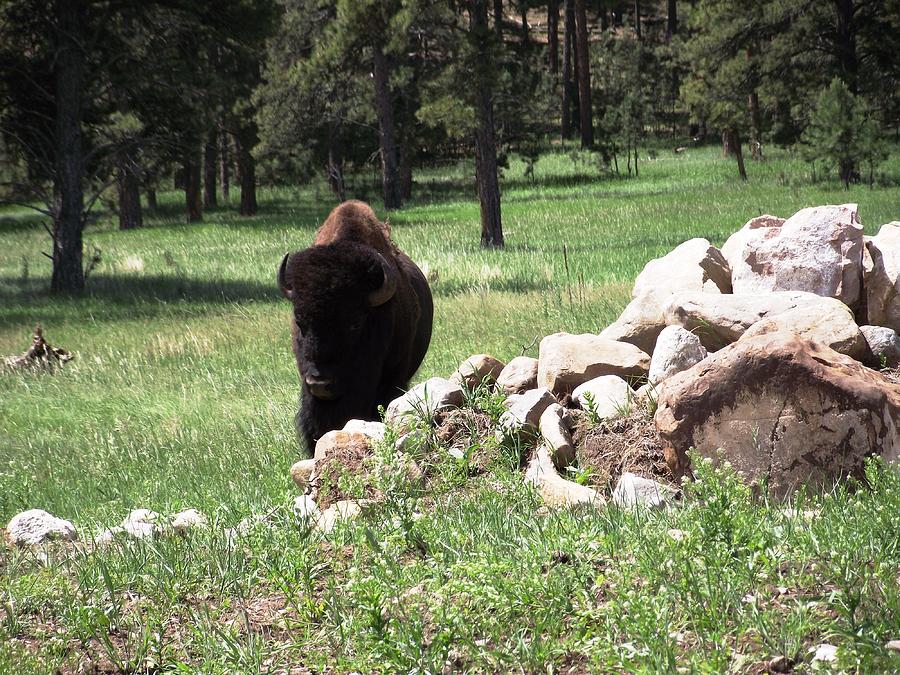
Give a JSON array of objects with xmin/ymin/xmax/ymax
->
[
  {"xmin": 368, "ymin": 253, "xmax": 398, "ymax": 307},
  {"xmin": 277, "ymin": 253, "xmax": 295, "ymax": 300}
]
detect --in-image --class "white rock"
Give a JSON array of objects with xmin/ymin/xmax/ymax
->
[
  {"xmin": 6, "ymin": 509, "xmax": 78, "ymax": 547},
  {"xmin": 810, "ymin": 643, "xmax": 838, "ymax": 664},
  {"xmin": 524, "ymin": 446, "xmax": 602, "ymax": 508},
  {"xmin": 662, "ymin": 290, "xmax": 824, "ymax": 351},
  {"xmin": 341, "ymin": 419, "xmax": 387, "ymax": 442},
  {"xmin": 171, "ymin": 508, "xmax": 208, "ymax": 535},
  {"xmin": 539, "ymin": 403, "xmax": 575, "ymax": 469},
  {"xmin": 498, "ymin": 387, "xmax": 556, "ymax": 436},
  {"xmin": 495, "ymin": 356, "xmax": 539, "ymax": 395},
  {"xmin": 612, "ymin": 473, "xmax": 678, "ymax": 509},
  {"xmin": 859, "ymin": 325, "xmax": 900, "ymax": 368},
  {"xmin": 293, "ymin": 495, "xmax": 320, "ymax": 524},
  {"xmin": 124, "ymin": 508, "xmax": 161, "ymax": 525},
  {"xmin": 314, "ymin": 430, "xmax": 373, "ymax": 461},
  {"xmin": 538, "ymin": 332, "xmax": 650, "ymax": 395},
  {"xmin": 316, "ymin": 499, "xmax": 370, "ymax": 534},
  {"xmin": 632, "ymin": 238, "xmax": 732, "ymax": 297},
  {"xmin": 725, "ymin": 204, "xmax": 864, "ymax": 308},
  {"xmin": 648, "ymin": 326, "xmax": 707, "ymax": 384},
  {"xmin": 385, "ymin": 377, "xmax": 465, "ymax": 429},
  {"xmin": 740, "ymin": 296, "xmax": 866, "ymax": 359},
  {"xmin": 864, "ymin": 222, "xmax": 900, "ymax": 332},
  {"xmin": 599, "ymin": 289, "xmax": 670, "ymax": 356},
  {"xmin": 118, "ymin": 509, "xmax": 162, "ymax": 540},
  {"xmin": 572, "ymin": 375, "xmax": 633, "ymax": 420},
  {"xmin": 720, "ymin": 214, "xmax": 785, "ymax": 276},
  {"xmin": 886, "ymin": 639, "xmax": 900, "ymax": 652}
]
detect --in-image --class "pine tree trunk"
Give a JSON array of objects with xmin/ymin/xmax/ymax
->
[
  {"xmin": 493, "ymin": 0, "xmax": 503, "ymax": 36},
  {"xmin": 184, "ymin": 150, "xmax": 202, "ymax": 222},
  {"xmin": 836, "ymin": 0, "xmax": 857, "ymax": 95},
  {"xmin": 203, "ymin": 130, "xmax": 217, "ymax": 208},
  {"xmin": 235, "ymin": 126, "xmax": 258, "ymax": 216},
  {"xmin": 548, "ymin": 0, "xmax": 559, "ymax": 75},
  {"xmin": 472, "ymin": 0, "xmax": 503, "ymax": 248},
  {"xmin": 562, "ymin": 0, "xmax": 579, "ymax": 139},
  {"xmin": 117, "ymin": 155, "xmax": 142, "ymax": 230},
  {"xmin": 666, "ymin": 0, "xmax": 677, "ymax": 39},
  {"xmin": 726, "ymin": 128, "xmax": 748, "ymax": 181},
  {"xmin": 146, "ymin": 187, "xmax": 157, "ymax": 210},
  {"xmin": 633, "ymin": 0, "xmax": 641, "ymax": 39},
  {"xmin": 372, "ymin": 42, "xmax": 402, "ymax": 210},
  {"xmin": 219, "ymin": 127, "xmax": 230, "ymax": 204},
  {"xmin": 748, "ymin": 91, "xmax": 763, "ymax": 160},
  {"xmin": 399, "ymin": 151, "xmax": 413, "ymax": 201},
  {"xmin": 520, "ymin": 3, "xmax": 529, "ymax": 44},
  {"xmin": 327, "ymin": 125, "xmax": 346, "ymax": 201},
  {"xmin": 50, "ymin": 0, "xmax": 86, "ymax": 294},
  {"xmin": 574, "ymin": 0, "xmax": 593, "ymax": 148}
]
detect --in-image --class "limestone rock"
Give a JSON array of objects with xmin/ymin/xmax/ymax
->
[
  {"xmin": 6, "ymin": 509, "xmax": 77, "ymax": 546},
  {"xmin": 524, "ymin": 446, "xmax": 603, "ymax": 508},
  {"xmin": 538, "ymin": 332, "xmax": 649, "ymax": 394},
  {"xmin": 171, "ymin": 508, "xmax": 207, "ymax": 535},
  {"xmin": 810, "ymin": 644, "xmax": 838, "ymax": 664},
  {"xmin": 864, "ymin": 222, "xmax": 900, "ymax": 332},
  {"xmin": 612, "ymin": 472, "xmax": 678, "ymax": 509},
  {"xmin": 293, "ymin": 495, "xmax": 320, "ymax": 524},
  {"xmin": 648, "ymin": 326, "xmax": 707, "ymax": 384},
  {"xmin": 859, "ymin": 325, "xmax": 900, "ymax": 368},
  {"xmin": 314, "ymin": 430, "xmax": 373, "ymax": 461},
  {"xmin": 120, "ymin": 509, "xmax": 163, "ymax": 540},
  {"xmin": 663, "ymin": 290, "xmax": 825, "ymax": 351},
  {"xmin": 495, "ymin": 356, "xmax": 539, "ymax": 395},
  {"xmin": 342, "ymin": 419, "xmax": 387, "ymax": 442},
  {"xmin": 539, "ymin": 403, "xmax": 575, "ymax": 469},
  {"xmin": 599, "ymin": 289, "xmax": 670, "ymax": 356},
  {"xmin": 740, "ymin": 296, "xmax": 866, "ymax": 360},
  {"xmin": 499, "ymin": 387, "xmax": 556, "ymax": 436},
  {"xmin": 290, "ymin": 458, "xmax": 317, "ymax": 490},
  {"xmin": 724, "ymin": 204, "xmax": 865, "ymax": 308},
  {"xmin": 632, "ymin": 238, "xmax": 732, "ymax": 297},
  {"xmin": 655, "ymin": 332, "xmax": 900, "ymax": 496},
  {"xmin": 572, "ymin": 375, "xmax": 633, "ymax": 420},
  {"xmin": 449, "ymin": 354, "xmax": 505, "ymax": 389},
  {"xmin": 385, "ymin": 377, "xmax": 465, "ymax": 430}
]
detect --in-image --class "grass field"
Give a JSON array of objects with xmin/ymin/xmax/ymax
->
[{"xmin": 1, "ymin": 145, "xmax": 899, "ymax": 672}]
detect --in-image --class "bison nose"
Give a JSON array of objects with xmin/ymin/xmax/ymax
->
[{"xmin": 305, "ymin": 375, "xmax": 339, "ymax": 400}]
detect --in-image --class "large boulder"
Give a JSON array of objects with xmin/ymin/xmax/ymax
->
[
  {"xmin": 524, "ymin": 446, "xmax": 602, "ymax": 508},
  {"xmin": 538, "ymin": 333, "xmax": 649, "ymax": 394},
  {"xmin": 449, "ymin": 354, "xmax": 506, "ymax": 389},
  {"xmin": 648, "ymin": 326, "xmax": 707, "ymax": 384},
  {"xmin": 599, "ymin": 289, "xmax": 670, "ymax": 355},
  {"xmin": 385, "ymin": 377, "xmax": 465, "ymax": 430},
  {"xmin": 632, "ymin": 238, "xmax": 732, "ymax": 298},
  {"xmin": 663, "ymin": 290, "xmax": 826, "ymax": 351},
  {"xmin": 655, "ymin": 332, "xmax": 900, "ymax": 496},
  {"xmin": 499, "ymin": 387, "xmax": 556, "ymax": 437},
  {"xmin": 723, "ymin": 204, "xmax": 865, "ymax": 308},
  {"xmin": 863, "ymin": 222, "xmax": 900, "ymax": 332},
  {"xmin": 859, "ymin": 325, "xmax": 900, "ymax": 368},
  {"xmin": 495, "ymin": 356, "xmax": 539, "ymax": 395},
  {"xmin": 572, "ymin": 375, "xmax": 633, "ymax": 420},
  {"xmin": 740, "ymin": 296, "xmax": 866, "ymax": 360},
  {"xmin": 6, "ymin": 509, "xmax": 77, "ymax": 546}
]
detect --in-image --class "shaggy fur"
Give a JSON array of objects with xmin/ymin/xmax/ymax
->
[{"xmin": 280, "ymin": 201, "xmax": 433, "ymax": 453}]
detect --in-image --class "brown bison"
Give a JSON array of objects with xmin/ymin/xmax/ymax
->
[{"xmin": 278, "ymin": 201, "xmax": 433, "ymax": 452}]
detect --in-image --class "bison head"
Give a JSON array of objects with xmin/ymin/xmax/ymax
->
[{"xmin": 278, "ymin": 241, "xmax": 397, "ymax": 401}]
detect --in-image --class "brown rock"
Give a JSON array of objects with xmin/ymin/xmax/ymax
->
[
  {"xmin": 449, "ymin": 354, "xmax": 506, "ymax": 389},
  {"xmin": 290, "ymin": 458, "xmax": 317, "ymax": 490},
  {"xmin": 496, "ymin": 356, "xmax": 539, "ymax": 395},
  {"xmin": 538, "ymin": 332, "xmax": 650, "ymax": 395},
  {"xmin": 655, "ymin": 332, "xmax": 900, "ymax": 496}
]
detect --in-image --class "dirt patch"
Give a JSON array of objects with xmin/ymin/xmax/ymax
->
[
  {"xmin": 434, "ymin": 407, "xmax": 501, "ymax": 472},
  {"xmin": 570, "ymin": 407, "xmax": 676, "ymax": 493},
  {"xmin": 314, "ymin": 437, "xmax": 378, "ymax": 508}
]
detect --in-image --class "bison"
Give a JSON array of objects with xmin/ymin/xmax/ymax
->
[{"xmin": 278, "ymin": 200, "xmax": 433, "ymax": 452}]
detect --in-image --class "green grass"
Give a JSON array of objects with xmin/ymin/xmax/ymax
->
[{"xmin": 1, "ymin": 144, "xmax": 899, "ymax": 672}]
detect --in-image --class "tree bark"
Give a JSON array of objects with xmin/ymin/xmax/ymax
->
[
  {"xmin": 471, "ymin": 0, "xmax": 503, "ymax": 248},
  {"xmin": 146, "ymin": 187, "xmax": 157, "ymax": 210},
  {"xmin": 326, "ymin": 124, "xmax": 346, "ymax": 202},
  {"xmin": 520, "ymin": 1, "xmax": 529, "ymax": 44},
  {"xmin": 548, "ymin": 0, "xmax": 559, "ymax": 75},
  {"xmin": 666, "ymin": 0, "xmax": 677, "ymax": 39},
  {"xmin": 633, "ymin": 0, "xmax": 641, "ymax": 39},
  {"xmin": 561, "ymin": 0, "xmax": 578, "ymax": 139},
  {"xmin": 184, "ymin": 150, "xmax": 202, "ymax": 222},
  {"xmin": 203, "ymin": 129, "xmax": 217, "ymax": 208},
  {"xmin": 399, "ymin": 151, "xmax": 413, "ymax": 201},
  {"xmin": 835, "ymin": 0, "xmax": 857, "ymax": 95},
  {"xmin": 493, "ymin": 0, "xmax": 503, "ymax": 36},
  {"xmin": 574, "ymin": 0, "xmax": 593, "ymax": 148},
  {"xmin": 50, "ymin": 0, "xmax": 86, "ymax": 294},
  {"xmin": 371, "ymin": 42, "xmax": 402, "ymax": 210},
  {"xmin": 219, "ymin": 127, "xmax": 230, "ymax": 203},
  {"xmin": 117, "ymin": 155, "xmax": 142, "ymax": 230},
  {"xmin": 748, "ymin": 91, "xmax": 763, "ymax": 160},
  {"xmin": 235, "ymin": 125, "xmax": 258, "ymax": 216},
  {"xmin": 725, "ymin": 128, "xmax": 747, "ymax": 181}
]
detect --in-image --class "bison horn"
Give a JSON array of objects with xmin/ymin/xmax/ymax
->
[
  {"xmin": 277, "ymin": 253, "xmax": 294, "ymax": 300},
  {"xmin": 368, "ymin": 253, "xmax": 398, "ymax": 307}
]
